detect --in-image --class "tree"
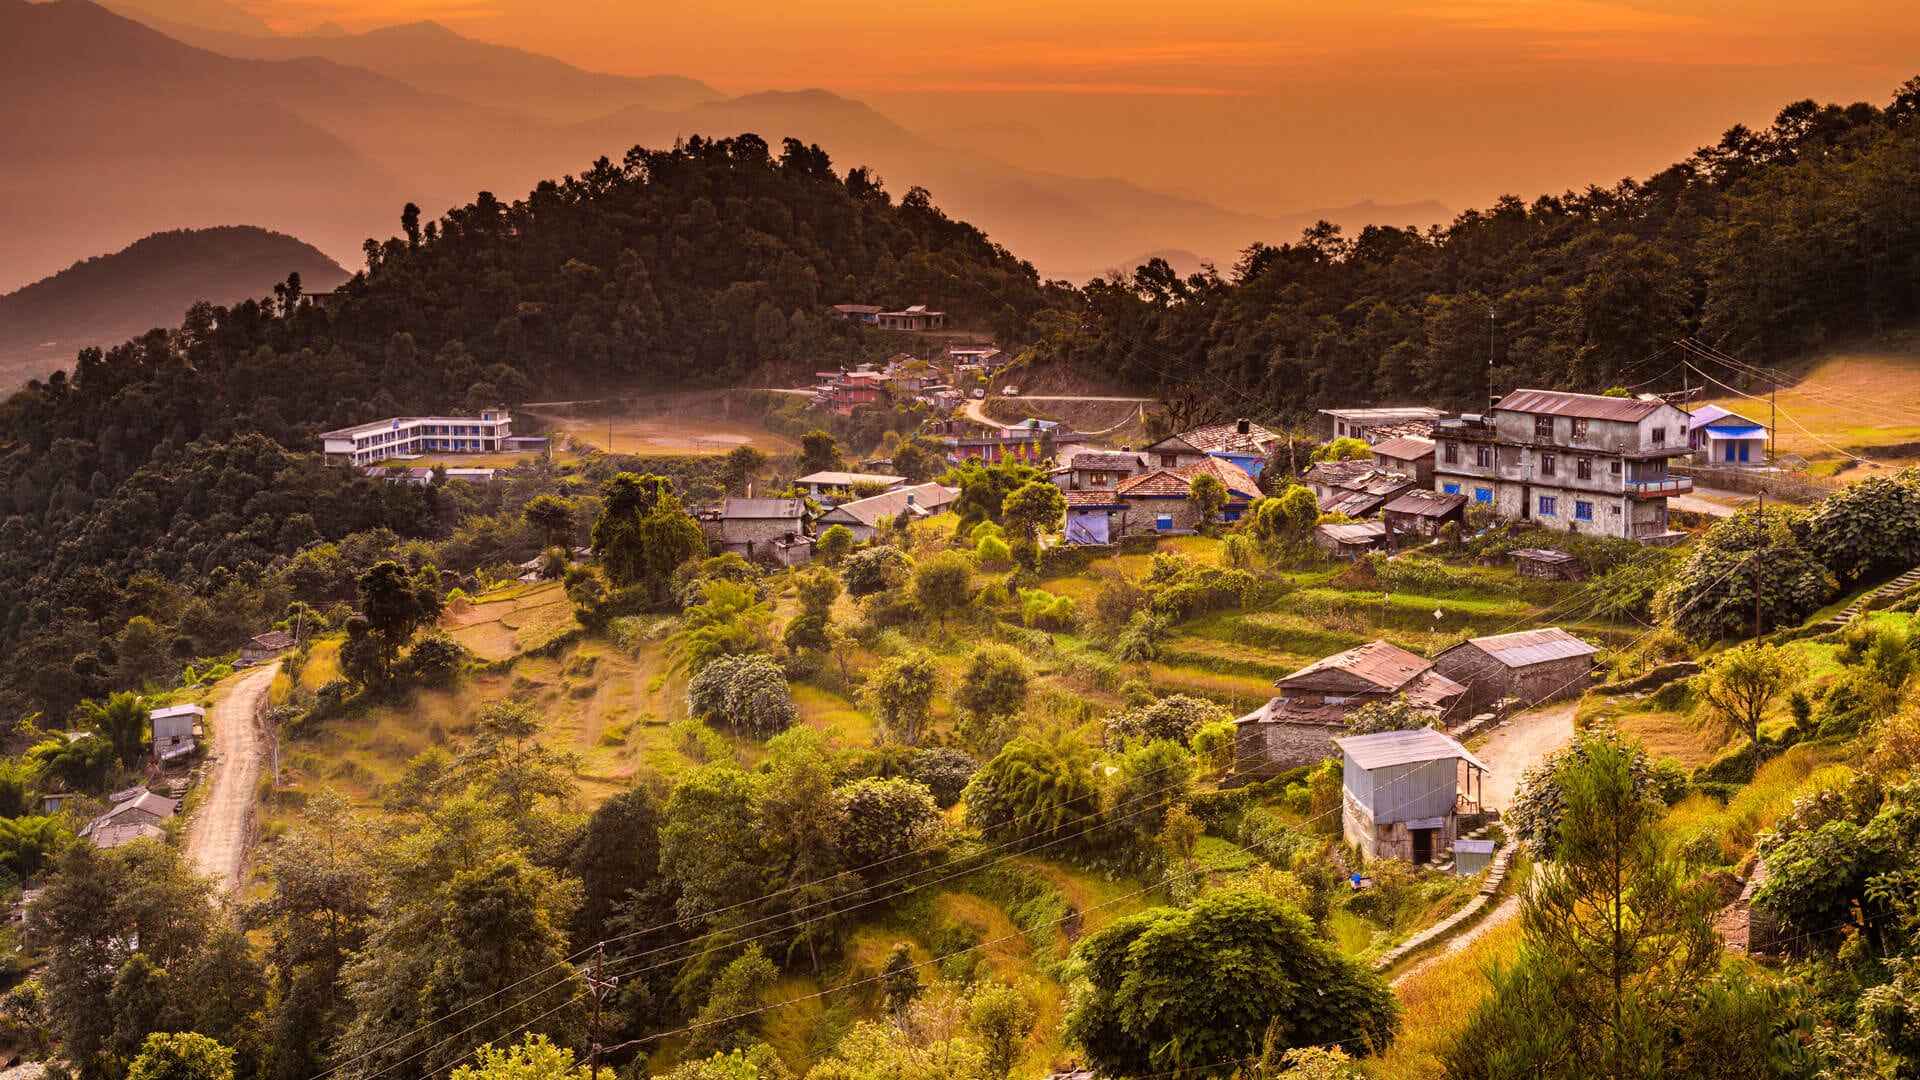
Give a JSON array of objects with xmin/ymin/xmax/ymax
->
[
  {"xmin": 670, "ymin": 581, "xmax": 774, "ymax": 674},
  {"xmin": 112, "ymin": 616, "xmax": 173, "ymax": 688},
  {"xmin": 519, "ymin": 495, "xmax": 576, "ymax": 551},
  {"xmin": 953, "ymin": 645, "xmax": 1029, "ymax": 755},
  {"xmin": 966, "ymin": 983, "xmax": 1036, "ymax": 1080},
  {"xmin": 81, "ymin": 690, "xmax": 148, "ymax": 768},
  {"xmin": 454, "ymin": 700, "xmax": 577, "ymax": 832},
  {"xmin": 567, "ymin": 786, "xmax": 665, "ymax": 943},
  {"xmin": 891, "ymin": 439, "xmax": 942, "ymax": 483},
  {"xmin": 659, "ymin": 767, "xmax": 778, "ymax": 927},
  {"xmin": 1695, "ymin": 642, "xmax": 1805, "ymax": 775},
  {"xmin": 591, "ymin": 473, "xmax": 705, "ymax": 600},
  {"xmin": 962, "ymin": 733, "xmax": 1099, "ymax": 844},
  {"xmin": 862, "ymin": 651, "xmax": 939, "ymax": 745},
  {"xmin": 880, "ymin": 943, "xmax": 921, "ymax": 1021},
  {"xmin": 1657, "ymin": 510, "xmax": 1832, "ymax": 641},
  {"xmin": 1102, "ymin": 693, "xmax": 1227, "ymax": 748},
  {"xmin": 799, "ymin": 431, "xmax": 844, "ymax": 475},
  {"xmin": 356, "ymin": 561, "xmax": 443, "ymax": 684},
  {"xmin": 687, "ymin": 653, "xmax": 798, "ymax": 737},
  {"xmin": 835, "ymin": 778, "xmax": 943, "ymax": 874},
  {"xmin": 1190, "ymin": 472, "xmax": 1228, "ymax": 526},
  {"xmin": 127, "ymin": 1032, "xmax": 235, "ymax": 1080},
  {"xmin": 842, "ymin": 546, "xmax": 912, "ymax": 598},
  {"xmin": 721, "ymin": 446, "xmax": 770, "ymax": 496},
  {"xmin": 687, "ymin": 946, "xmax": 779, "ymax": 1058},
  {"xmin": 1066, "ymin": 890, "xmax": 1397, "ymax": 1077},
  {"xmin": 1312, "ymin": 437, "xmax": 1370, "ymax": 462},
  {"xmin": 1805, "ymin": 470, "xmax": 1920, "ymax": 588},
  {"xmin": 447, "ymin": 1035, "xmax": 590, "ymax": 1080},
  {"xmin": 816, "ymin": 525, "xmax": 855, "ymax": 566},
  {"xmin": 1506, "ymin": 727, "xmax": 1658, "ymax": 860},
  {"xmin": 1001, "ymin": 481, "xmax": 1066, "ymax": 542},
  {"xmin": 911, "ymin": 552, "xmax": 972, "ymax": 630},
  {"xmin": 795, "ymin": 569, "xmax": 841, "ymax": 619}
]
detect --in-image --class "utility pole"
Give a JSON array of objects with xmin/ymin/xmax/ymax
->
[
  {"xmin": 1770, "ymin": 380, "xmax": 1778, "ymax": 463},
  {"xmin": 1488, "ymin": 306, "xmax": 1498, "ymax": 412},
  {"xmin": 1754, "ymin": 489, "xmax": 1766, "ymax": 641},
  {"xmin": 586, "ymin": 944, "xmax": 615, "ymax": 1080}
]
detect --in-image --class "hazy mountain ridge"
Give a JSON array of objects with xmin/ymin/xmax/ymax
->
[{"xmin": 0, "ymin": 225, "xmax": 347, "ymax": 391}]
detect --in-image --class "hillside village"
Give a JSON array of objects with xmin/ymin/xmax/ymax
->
[{"xmin": 3, "ymin": 83, "xmax": 1920, "ymax": 1080}]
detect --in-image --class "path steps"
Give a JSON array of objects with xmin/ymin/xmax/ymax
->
[
  {"xmin": 1372, "ymin": 824, "xmax": 1513, "ymax": 973},
  {"xmin": 1822, "ymin": 566, "xmax": 1920, "ymax": 630}
]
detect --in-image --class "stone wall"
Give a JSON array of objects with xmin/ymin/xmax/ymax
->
[{"xmin": 1233, "ymin": 719, "xmax": 1340, "ymax": 777}]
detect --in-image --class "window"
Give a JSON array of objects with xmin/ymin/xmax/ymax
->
[
  {"xmin": 1651, "ymin": 427, "xmax": 1667, "ymax": 446},
  {"xmin": 1443, "ymin": 442, "xmax": 1459, "ymax": 464},
  {"xmin": 1541, "ymin": 453, "xmax": 1556, "ymax": 477},
  {"xmin": 1160, "ymin": 454, "xmax": 1178, "ymax": 468},
  {"xmin": 1534, "ymin": 415, "xmax": 1555, "ymax": 438},
  {"xmin": 1089, "ymin": 472, "xmax": 1107, "ymax": 485},
  {"xmin": 1576, "ymin": 458, "xmax": 1592, "ymax": 480},
  {"xmin": 1475, "ymin": 487, "xmax": 1493, "ymax": 504},
  {"xmin": 1442, "ymin": 482, "xmax": 1461, "ymax": 495},
  {"xmin": 1611, "ymin": 460, "xmax": 1622, "ymax": 475},
  {"xmin": 1539, "ymin": 495, "xmax": 1558, "ymax": 516},
  {"xmin": 1476, "ymin": 445, "xmax": 1492, "ymax": 467},
  {"xmin": 1571, "ymin": 418, "xmax": 1589, "ymax": 439},
  {"xmin": 1155, "ymin": 513, "xmax": 1174, "ymax": 532},
  {"xmin": 1575, "ymin": 500, "xmax": 1593, "ymax": 521}
]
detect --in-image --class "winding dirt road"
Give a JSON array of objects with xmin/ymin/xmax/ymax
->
[
  {"xmin": 1471, "ymin": 701, "xmax": 1578, "ymax": 811},
  {"xmin": 184, "ymin": 662, "xmax": 279, "ymax": 896}
]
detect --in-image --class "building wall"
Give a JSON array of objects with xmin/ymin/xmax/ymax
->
[
  {"xmin": 1233, "ymin": 719, "xmax": 1340, "ymax": 776},
  {"xmin": 1435, "ymin": 649, "xmax": 1595, "ymax": 712}
]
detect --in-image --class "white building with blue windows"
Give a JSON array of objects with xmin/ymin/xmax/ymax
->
[
  {"xmin": 1430, "ymin": 389, "xmax": 1692, "ymax": 542},
  {"xmin": 1687, "ymin": 405, "xmax": 1769, "ymax": 466},
  {"xmin": 319, "ymin": 410, "xmax": 517, "ymax": 465}
]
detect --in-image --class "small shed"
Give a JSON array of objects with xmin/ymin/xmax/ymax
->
[
  {"xmin": 240, "ymin": 631, "xmax": 295, "ymax": 664},
  {"xmin": 149, "ymin": 703, "xmax": 205, "ymax": 758},
  {"xmin": 1511, "ymin": 548, "xmax": 1585, "ymax": 581},
  {"xmin": 1433, "ymin": 627, "xmax": 1600, "ymax": 714},
  {"xmin": 1314, "ymin": 520, "xmax": 1390, "ymax": 559},
  {"xmin": 1369, "ymin": 435, "xmax": 1436, "ymax": 487},
  {"xmin": 1382, "ymin": 489, "xmax": 1467, "ymax": 538},
  {"xmin": 1453, "ymin": 838, "xmax": 1496, "ymax": 876},
  {"xmin": 1335, "ymin": 728, "xmax": 1488, "ymax": 864}
]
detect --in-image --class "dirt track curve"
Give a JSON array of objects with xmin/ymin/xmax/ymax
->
[{"xmin": 184, "ymin": 662, "xmax": 278, "ymax": 896}]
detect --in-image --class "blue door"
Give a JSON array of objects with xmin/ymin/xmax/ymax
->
[
  {"xmin": 1739, "ymin": 442, "xmax": 1750, "ymax": 462},
  {"xmin": 1725, "ymin": 443, "xmax": 1737, "ymax": 462}
]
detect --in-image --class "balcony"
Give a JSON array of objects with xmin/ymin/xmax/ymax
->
[{"xmin": 1625, "ymin": 477, "xmax": 1692, "ymax": 498}]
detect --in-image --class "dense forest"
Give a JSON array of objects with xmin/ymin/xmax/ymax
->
[{"xmin": 1036, "ymin": 77, "xmax": 1920, "ymax": 415}]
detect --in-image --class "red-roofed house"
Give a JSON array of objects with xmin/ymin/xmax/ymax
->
[
  {"xmin": 1111, "ymin": 457, "xmax": 1261, "ymax": 537},
  {"xmin": 1232, "ymin": 641, "xmax": 1468, "ymax": 775}
]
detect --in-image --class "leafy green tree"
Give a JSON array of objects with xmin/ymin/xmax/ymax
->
[
  {"xmin": 721, "ymin": 445, "xmax": 770, "ymax": 496},
  {"xmin": 967, "ymin": 982, "xmax": 1036, "ymax": 1080},
  {"xmin": 1695, "ymin": 642, "xmax": 1805, "ymax": 776},
  {"xmin": 453, "ymin": 700, "xmax": 577, "ymax": 833},
  {"xmin": 911, "ymin": 552, "xmax": 972, "ymax": 630},
  {"xmin": 126, "ymin": 1032, "xmax": 234, "ymax": 1080},
  {"xmin": 687, "ymin": 946, "xmax": 779, "ymax": 1058},
  {"xmin": 686, "ymin": 653, "xmax": 798, "ymax": 737},
  {"xmin": 799, "ymin": 431, "xmax": 844, "ymax": 475},
  {"xmin": 567, "ymin": 786, "xmax": 665, "ymax": 943},
  {"xmin": 951, "ymin": 462, "xmax": 1045, "ymax": 531},
  {"xmin": 670, "ymin": 581, "xmax": 774, "ymax": 674},
  {"xmin": 890, "ymin": 439, "xmax": 942, "ymax": 483},
  {"xmin": 1656, "ymin": 510, "xmax": 1832, "ymax": 641},
  {"xmin": 665, "ymin": 1046, "xmax": 789, "ymax": 1080},
  {"xmin": 111, "ymin": 616, "xmax": 173, "ymax": 689},
  {"xmin": 862, "ymin": 650, "xmax": 938, "ymax": 745},
  {"xmin": 1001, "ymin": 481, "xmax": 1066, "ymax": 542},
  {"xmin": 1507, "ymin": 727, "xmax": 1657, "ymax": 860},
  {"xmin": 355, "ymin": 561, "xmax": 443, "ymax": 684},
  {"xmin": 1189, "ymin": 471, "xmax": 1228, "ymax": 525},
  {"xmin": 1100, "ymin": 738, "xmax": 1196, "ymax": 854},
  {"xmin": 816, "ymin": 525, "xmax": 855, "ymax": 566},
  {"xmin": 591, "ymin": 473, "xmax": 705, "ymax": 600},
  {"xmin": 908, "ymin": 747, "xmax": 977, "ymax": 809},
  {"xmin": 519, "ymin": 494, "xmax": 577, "ymax": 550},
  {"xmin": 659, "ymin": 767, "xmax": 777, "ymax": 928},
  {"xmin": 880, "ymin": 943, "xmax": 921, "ymax": 1022},
  {"xmin": 1805, "ymin": 471, "xmax": 1920, "ymax": 589},
  {"xmin": 1066, "ymin": 889, "xmax": 1397, "ymax": 1076},
  {"xmin": 795, "ymin": 570, "xmax": 840, "ymax": 619},
  {"xmin": 1312, "ymin": 437, "xmax": 1370, "ymax": 463},
  {"xmin": 953, "ymin": 645, "xmax": 1030, "ymax": 756},
  {"xmin": 80, "ymin": 691, "xmax": 148, "ymax": 768},
  {"xmin": 841, "ymin": 545, "xmax": 911, "ymax": 598},
  {"xmin": 962, "ymin": 733, "xmax": 1099, "ymax": 844},
  {"xmin": 1102, "ymin": 693, "xmax": 1226, "ymax": 748},
  {"xmin": 835, "ymin": 778, "xmax": 943, "ymax": 874}
]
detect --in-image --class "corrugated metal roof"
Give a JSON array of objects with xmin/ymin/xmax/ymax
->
[
  {"xmin": 819, "ymin": 484, "xmax": 958, "ymax": 527},
  {"xmin": 1318, "ymin": 406, "xmax": 1447, "ymax": 423},
  {"xmin": 1066, "ymin": 451, "xmax": 1146, "ymax": 472},
  {"xmin": 1462, "ymin": 627, "xmax": 1599, "ymax": 667},
  {"xmin": 1454, "ymin": 839, "xmax": 1496, "ymax": 855},
  {"xmin": 1336, "ymin": 727, "xmax": 1489, "ymax": 772},
  {"xmin": 150, "ymin": 703, "xmax": 207, "ymax": 720},
  {"xmin": 721, "ymin": 498, "xmax": 806, "ymax": 520},
  {"xmin": 1370, "ymin": 436, "xmax": 1435, "ymax": 461},
  {"xmin": 794, "ymin": 471, "xmax": 906, "ymax": 487},
  {"xmin": 1382, "ymin": 489, "xmax": 1467, "ymax": 517},
  {"xmin": 1707, "ymin": 425, "xmax": 1766, "ymax": 437},
  {"xmin": 1496, "ymin": 389, "xmax": 1667, "ymax": 422},
  {"xmin": 1281, "ymin": 640, "xmax": 1433, "ymax": 692},
  {"xmin": 1316, "ymin": 521, "xmax": 1388, "ymax": 543}
]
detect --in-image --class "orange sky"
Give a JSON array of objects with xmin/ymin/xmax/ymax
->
[{"xmin": 244, "ymin": 0, "xmax": 1920, "ymax": 218}]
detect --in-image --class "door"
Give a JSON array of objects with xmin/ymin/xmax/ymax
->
[
  {"xmin": 1738, "ymin": 442, "xmax": 1750, "ymax": 463},
  {"xmin": 1520, "ymin": 485, "xmax": 1532, "ymax": 521},
  {"xmin": 1411, "ymin": 828, "xmax": 1435, "ymax": 864}
]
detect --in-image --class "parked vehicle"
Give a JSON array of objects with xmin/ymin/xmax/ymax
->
[{"xmin": 971, "ymin": 388, "xmax": 986, "ymax": 399}]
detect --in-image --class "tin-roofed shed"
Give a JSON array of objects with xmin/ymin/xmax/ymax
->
[
  {"xmin": 1433, "ymin": 627, "xmax": 1600, "ymax": 713},
  {"xmin": 1335, "ymin": 728, "xmax": 1487, "ymax": 864}
]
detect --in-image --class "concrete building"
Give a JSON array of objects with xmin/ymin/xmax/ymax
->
[
  {"xmin": 1687, "ymin": 405, "xmax": 1769, "ymax": 466},
  {"xmin": 1319, "ymin": 406, "xmax": 1447, "ymax": 442},
  {"xmin": 1232, "ymin": 641, "xmax": 1467, "ymax": 776},
  {"xmin": 816, "ymin": 483, "xmax": 959, "ymax": 542},
  {"xmin": 319, "ymin": 410, "xmax": 515, "ymax": 466},
  {"xmin": 1430, "ymin": 389, "xmax": 1692, "ymax": 541},
  {"xmin": 876, "ymin": 305, "xmax": 945, "ymax": 331},
  {"xmin": 1142, "ymin": 419, "xmax": 1278, "ymax": 475},
  {"xmin": 701, "ymin": 498, "xmax": 808, "ymax": 561},
  {"xmin": 1336, "ymin": 728, "xmax": 1488, "ymax": 864},
  {"xmin": 149, "ymin": 703, "xmax": 204, "ymax": 760},
  {"xmin": 1433, "ymin": 627, "xmax": 1599, "ymax": 714},
  {"xmin": 1369, "ymin": 436, "xmax": 1435, "ymax": 488}
]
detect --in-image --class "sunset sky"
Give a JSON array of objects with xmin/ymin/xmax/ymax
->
[{"xmin": 233, "ymin": 1, "xmax": 1920, "ymax": 217}]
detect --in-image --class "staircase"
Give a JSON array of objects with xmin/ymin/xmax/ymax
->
[{"xmin": 1820, "ymin": 566, "xmax": 1920, "ymax": 630}]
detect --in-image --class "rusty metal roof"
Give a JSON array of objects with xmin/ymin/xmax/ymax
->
[
  {"xmin": 1280, "ymin": 640, "xmax": 1434, "ymax": 692},
  {"xmin": 721, "ymin": 498, "xmax": 806, "ymax": 520},
  {"xmin": 1458, "ymin": 627, "xmax": 1599, "ymax": 668},
  {"xmin": 1382, "ymin": 489, "xmax": 1467, "ymax": 517},
  {"xmin": 1336, "ymin": 727, "xmax": 1488, "ymax": 772},
  {"xmin": 1495, "ymin": 388, "xmax": 1668, "ymax": 422},
  {"xmin": 1370, "ymin": 435, "xmax": 1435, "ymax": 461}
]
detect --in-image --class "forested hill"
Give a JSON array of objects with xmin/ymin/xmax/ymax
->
[
  {"xmin": 1036, "ymin": 78, "xmax": 1920, "ymax": 417},
  {"xmin": 0, "ymin": 136, "xmax": 1058, "ymax": 715},
  {"xmin": 0, "ymin": 226, "xmax": 348, "ymax": 391}
]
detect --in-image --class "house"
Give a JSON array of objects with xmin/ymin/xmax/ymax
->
[
  {"xmin": 240, "ymin": 631, "xmax": 295, "ymax": 665},
  {"xmin": 1063, "ymin": 490, "xmax": 1130, "ymax": 545},
  {"xmin": 89, "ymin": 822, "xmax": 168, "ymax": 850},
  {"xmin": 1111, "ymin": 456, "xmax": 1261, "ymax": 537},
  {"xmin": 1142, "ymin": 419, "xmax": 1279, "ymax": 475},
  {"xmin": 1051, "ymin": 450, "xmax": 1148, "ymax": 492},
  {"xmin": 1318, "ymin": 406, "xmax": 1448, "ymax": 443},
  {"xmin": 767, "ymin": 534, "xmax": 816, "ymax": 568},
  {"xmin": 1314, "ymin": 520, "xmax": 1392, "ymax": 559},
  {"xmin": 793, "ymin": 471, "xmax": 907, "ymax": 503},
  {"xmin": 1317, "ymin": 470, "xmax": 1416, "ymax": 518},
  {"xmin": 80, "ymin": 789, "xmax": 178, "ymax": 847},
  {"xmin": 943, "ymin": 423, "xmax": 1082, "ymax": 466},
  {"xmin": 827, "ymin": 303, "xmax": 882, "ymax": 324},
  {"xmin": 818, "ymin": 370, "xmax": 893, "ymax": 414},
  {"xmin": 319, "ymin": 410, "xmax": 515, "ymax": 466},
  {"xmin": 876, "ymin": 305, "xmax": 945, "ymax": 332},
  {"xmin": 1336, "ymin": 728, "xmax": 1489, "ymax": 864},
  {"xmin": 700, "ymin": 498, "xmax": 808, "ymax": 561},
  {"xmin": 1370, "ymin": 436, "xmax": 1436, "ymax": 487},
  {"xmin": 40, "ymin": 791, "xmax": 80, "ymax": 816},
  {"xmin": 1433, "ymin": 628, "xmax": 1600, "ymax": 714},
  {"xmin": 1511, "ymin": 548, "xmax": 1585, "ymax": 581},
  {"xmin": 1232, "ymin": 641, "xmax": 1468, "ymax": 776},
  {"xmin": 150, "ymin": 703, "xmax": 205, "ymax": 760},
  {"xmin": 1430, "ymin": 389, "xmax": 1693, "ymax": 541},
  {"xmin": 1302, "ymin": 459, "xmax": 1378, "ymax": 502},
  {"xmin": 1687, "ymin": 405, "xmax": 1769, "ymax": 466},
  {"xmin": 816, "ymin": 483, "xmax": 960, "ymax": 542},
  {"xmin": 948, "ymin": 344, "xmax": 1001, "ymax": 366},
  {"xmin": 1381, "ymin": 489, "xmax": 1467, "ymax": 539}
]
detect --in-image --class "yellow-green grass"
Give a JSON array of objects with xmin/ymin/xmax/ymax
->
[
  {"xmin": 1367, "ymin": 916, "xmax": 1525, "ymax": 1078},
  {"xmin": 299, "ymin": 639, "xmax": 342, "ymax": 691},
  {"xmin": 540, "ymin": 414, "xmax": 796, "ymax": 456},
  {"xmin": 759, "ymin": 974, "xmax": 827, "ymax": 1077},
  {"xmin": 1703, "ymin": 345, "xmax": 1920, "ymax": 475},
  {"xmin": 444, "ymin": 581, "xmax": 579, "ymax": 661},
  {"xmin": 1661, "ymin": 745, "xmax": 1855, "ymax": 863},
  {"xmin": 1612, "ymin": 709, "xmax": 1725, "ymax": 767},
  {"xmin": 790, "ymin": 684, "xmax": 875, "ymax": 745},
  {"xmin": 1144, "ymin": 661, "xmax": 1274, "ymax": 710}
]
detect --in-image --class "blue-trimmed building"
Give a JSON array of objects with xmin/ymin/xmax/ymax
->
[{"xmin": 1687, "ymin": 405, "xmax": 1768, "ymax": 466}]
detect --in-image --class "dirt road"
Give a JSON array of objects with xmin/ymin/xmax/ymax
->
[
  {"xmin": 1472, "ymin": 700, "xmax": 1577, "ymax": 810},
  {"xmin": 184, "ymin": 662, "xmax": 278, "ymax": 896}
]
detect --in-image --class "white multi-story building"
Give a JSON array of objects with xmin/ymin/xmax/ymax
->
[
  {"xmin": 319, "ymin": 409, "xmax": 514, "ymax": 465},
  {"xmin": 1431, "ymin": 389, "xmax": 1692, "ymax": 541}
]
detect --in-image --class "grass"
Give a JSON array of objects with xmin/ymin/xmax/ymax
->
[
  {"xmin": 444, "ymin": 581, "xmax": 579, "ymax": 661},
  {"xmin": 790, "ymin": 684, "xmax": 875, "ymax": 745},
  {"xmin": 534, "ymin": 412, "xmax": 796, "ymax": 456},
  {"xmin": 1366, "ymin": 916, "xmax": 1524, "ymax": 1078}
]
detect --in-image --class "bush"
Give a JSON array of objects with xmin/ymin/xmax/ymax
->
[
  {"xmin": 835, "ymin": 777, "xmax": 945, "ymax": 873},
  {"xmin": 685, "ymin": 653, "xmax": 797, "ymax": 737},
  {"xmin": 909, "ymin": 747, "xmax": 978, "ymax": 808},
  {"xmin": 843, "ymin": 545, "xmax": 912, "ymax": 597},
  {"xmin": 1103, "ymin": 694, "xmax": 1228, "ymax": 748},
  {"xmin": 403, "ymin": 634, "xmax": 466, "ymax": 688},
  {"xmin": 1018, "ymin": 588, "xmax": 1078, "ymax": 631}
]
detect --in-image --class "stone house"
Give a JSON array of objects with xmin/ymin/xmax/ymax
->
[
  {"xmin": 702, "ymin": 498, "xmax": 808, "ymax": 561},
  {"xmin": 1318, "ymin": 406, "xmax": 1447, "ymax": 442},
  {"xmin": 1336, "ymin": 728, "xmax": 1489, "ymax": 864},
  {"xmin": 1302, "ymin": 459, "xmax": 1377, "ymax": 502},
  {"xmin": 1432, "ymin": 627, "xmax": 1599, "ymax": 714},
  {"xmin": 240, "ymin": 631, "xmax": 295, "ymax": 665},
  {"xmin": 80, "ymin": 788, "xmax": 178, "ymax": 848},
  {"xmin": 1051, "ymin": 450, "xmax": 1148, "ymax": 492},
  {"xmin": 1232, "ymin": 641, "xmax": 1467, "ymax": 776},
  {"xmin": 816, "ymin": 483, "xmax": 960, "ymax": 542},
  {"xmin": 1063, "ymin": 490, "xmax": 1129, "ymax": 545},
  {"xmin": 1111, "ymin": 457, "xmax": 1260, "ymax": 537},
  {"xmin": 1141, "ymin": 419, "xmax": 1278, "ymax": 475},
  {"xmin": 1369, "ymin": 435, "xmax": 1435, "ymax": 487}
]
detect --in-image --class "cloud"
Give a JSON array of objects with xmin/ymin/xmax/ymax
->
[{"xmin": 1405, "ymin": 0, "xmax": 1704, "ymax": 34}]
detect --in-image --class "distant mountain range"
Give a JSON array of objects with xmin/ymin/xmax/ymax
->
[
  {"xmin": 0, "ymin": 226, "xmax": 347, "ymax": 390},
  {"xmin": 2, "ymin": 0, "xmax": 1449, "ymax": 293}
]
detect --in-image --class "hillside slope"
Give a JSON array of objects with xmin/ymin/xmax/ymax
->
[{"xmin": 0, "ymin": 226, "xmax": 348, "ymax": 389}]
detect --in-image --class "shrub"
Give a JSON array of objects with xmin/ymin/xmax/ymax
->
[
  {"xmin": 843, "ymin": 545, "xmax": 912, "ymax": 597},
  {"xmin": 685, "ymin": 653, "xmax": 797, "ymax": 738},
  {"xmin": 1018, "ymin": 588, "xmax": 1078, "ymax": 631},
  {"xmin": 1103, "ymin": 694, "xmax": 1228, "ymax": 748},
  {"xmin": 404, "ymin": 634, "xmax": 466, "ymax": 688},
  {"xmin": 836, "ymin": 777, "xmax": 946, "ymax": 873},
  {"xmin": 909, "ymin": 747, "xmax": 978, "ymax": 808}
]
